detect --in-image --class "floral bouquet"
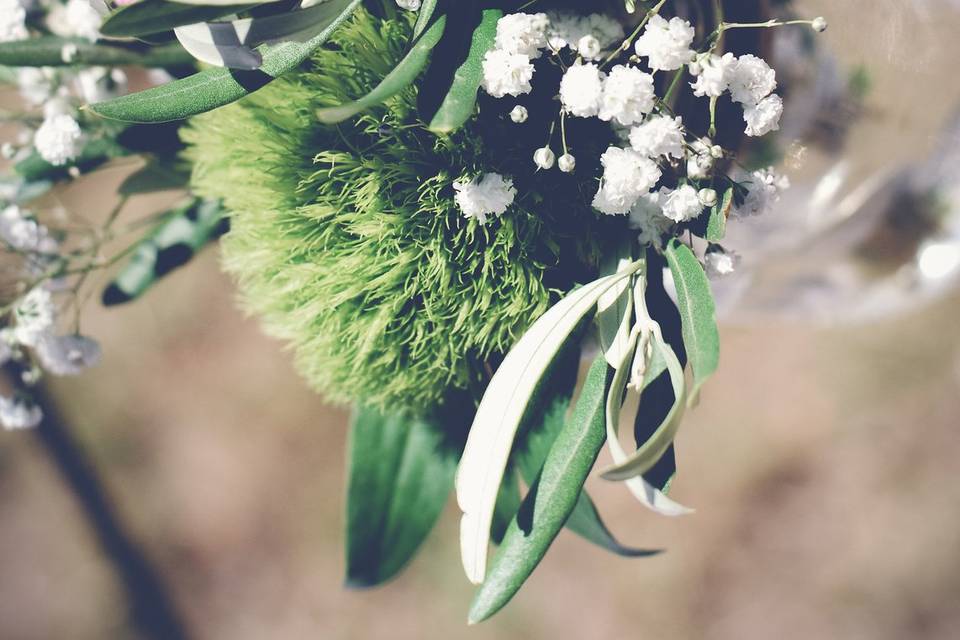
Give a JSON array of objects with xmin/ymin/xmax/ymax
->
[{"xmin": 0, "ymin": 0, "xmax": 826, "ymax": 623}]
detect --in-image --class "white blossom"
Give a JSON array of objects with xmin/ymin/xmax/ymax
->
[
  {"xmin": 577, "ymin": 35, "xmax": 602, "ymax": 60},
  {"xmin": 545, "ymin": 11, "xmax": 624, "ymax": 53},
  {"xmin": 453, "ymin": 172, "xmax": 516, "ymax": 225},
  {"xmin": 17, "ymin": 67, "xmax": 55, "ymax": 105},
  {"xmin": 509, "ymin": 105, "xmax": 528, "ymax": 123},
  {"xmin": 628, "ymin": 191, "xmax": 672, "ymax": 246},
  {"xmin": 690, "ymin": 52, "xmax": 736, "ymax": 98},
  {"xmin": 592, "ymin": 146, "xmax": 661, "ymax": 215},
  {"xmin": 0, "ymin": 205, "xmax": 58, "ymax": 253},
  {"xmin": 13, "ymin": 287, "xmax": 56, "ymax": 348},
  {"xmin": 558, "ymin": 153, "xmax": 576, "ymax": 173},
  {"xmin": 659, "ymin": 185, "xmax": 703, "ymax": 223},
  {"xmin": 598, "ymin": 65, "xmax": 655, "ymax": 126},
  {"xmin": 629, "ymin": 115, "xmax": 685, "ymax": 161},
  {"xmin": 0, "ymin": 396, "xmax": 43, "ymax": 430},
  {"xmin": 481, "ymin": 49, "xmax": 535, "ymax": 98},
  {"xmin": 734, "ymin": 167, "xmax": 790, "ymax": 218},
  {"xmin": 704, "ymin": 251, "xmax": 740, "ymax": 278},
  {"xmin": 559, "ymin": 63, "xmax": 604, "ymax": 118},
  {"xmin": 686, "ymin": 137, "xmax": 714, "ymax": 179},
  {"xmin": 34, "ymin": 113, "xmax": 83, "ymax": 166},
  {"xmin": 395, "ymin": 0, "xmax": 421, "ymax": 10},
  {"xmin": 35, "ymin": 334, "xmax": 102, "ymax": 375},
  {"xmin": 533, "ymin": 146, "xmax": 555, "ymax": 170},
  {"xmin": 698, "ymin": 188, "xmax": 718, "ymax": 207},
  {"xmin": 812, "ymin": 17, "xmax": 828, "ymax": 33},
  {"xmin": 495, "ymin": 13, "xmax": 549, "ymax": 58},
  {"xmin": 633, "ymin": 15, "xmax": 695, "ymax": 71},
  {"xmin": 728, "ymin": 54, "xmax": 777, "ymax": 106},
  {"xmin": 74, "ymin": 67, "xmax": 128, "ymax": 104},
  {"xmin": 0, "ymin": 0, "xmax": 28, "ymax": 43},
  {"xmin": 48, "ymin": 0, "xmax": 102, "ymax": 42},
  {"xmin": 743, "ymin": 93, "xmax": 783, "ymax": 137}
]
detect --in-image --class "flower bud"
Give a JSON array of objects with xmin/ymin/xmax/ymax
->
[
  {"xmin": 510, "ymin": 105, "xmax": 528, "ymax": 124},
  {"xmin": 710, "ymin": 144, "xmax": 724, "ymax": 159},
  {"xmin": 533, "ymin": 146, "xmax": 555, "ymax": 170},
  {"xmin": 812, "ymin": 17, "xmax": 828, "ymax": 33},
  {"xmin": 698, "ymin": 188, "xmax": 718, "ymax": 207},
  {"xmin": 558, "ymin": 153, "xmax": 576, "ymax": 173},
  {"xmin": 577, "ymin": 35, "xmax": 602, "ymax": 60}
]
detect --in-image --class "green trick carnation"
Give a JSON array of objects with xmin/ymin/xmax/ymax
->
[{"xmin": 182, "ymin": 5, "xmax": 615, "ymax": 413}]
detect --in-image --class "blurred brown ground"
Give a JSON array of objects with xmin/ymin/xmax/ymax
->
[{"xmin": 2, "ymin": 1, "xmax": 960, "ymax": 639}]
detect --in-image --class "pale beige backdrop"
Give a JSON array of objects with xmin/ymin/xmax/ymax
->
[{"xmin": 2, "ymin": 1, "xmax": 960, "ymax": 639}]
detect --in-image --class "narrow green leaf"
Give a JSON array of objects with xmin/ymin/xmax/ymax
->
[
  {"xmin": 564, "ymin": 492, "xmax": 659, "ymax": 557},
  {"xmin": 87, "ymin": 0, "xmax": 361, "ymax": 123},
  {"xmin": 490, "ymin": 469, "xmax": 520, "ymax": 546},
  {"xmin": 345, "ymin": 405, "xmax": 458, "ymax": 588},
  {"xmin": 468, "ymin": 356, "xmax": 658, "ymax": 624},
  {"xmin": 102, "ymin": 199, "xmax": 225, "ymax": 306},
  {"xmin": 14, "ymin": 138, "xmax": 126, "ymax": 182},
  {"xmin": 100, "ymin": 0, "xmax": 257, "ymax": 38},
  {"xmin": 412, "ymin": 0, "xmax": 438, "ymax": 38},
  {"xmin": 0, "ymin": 37, "xmax": 193, "ymax": 68},
  {"xmin": 456, "ymin": 262, "xmax": 643, "ymax": 585},
  {"xmin": 427, "ymin": 8, "xmax": 500, "ymax": 135},
  {"xmin": 664, "ymin": 239, "xmax": 720, "ymax": 405},
  {"xmin": 315, "ymin": 14, "xmax": 446, "ymax": 124},
  {"xmin": 118, "ymin": 158, "xmax": 191, "ymax": 196},
  {"xmin": 595, "ymin": 236, "xmax": 635, "ymax": 369},
  {"xmin": 705, "ymin": 186, "xmax": 734, "ymax": 242}
]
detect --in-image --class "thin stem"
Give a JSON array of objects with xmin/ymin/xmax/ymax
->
[{"xmin": 601, "ymin": 0, "xmax": 669, "ymax": 69}]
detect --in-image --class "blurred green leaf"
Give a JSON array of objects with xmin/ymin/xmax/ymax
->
[
  {"xmin": 100, "ymin": 0, "xmax": 257, "ymax": 38},
  {"xmin": 665, "ymin": 239, "xmax": 720, "ymax": 405},
  {"xmin": 0, "ymin": 37, "xmax": 193, "ymax": 68},
  {"xmin": 119, "ymin": 158, "xmax": 191, "ymax": 196},
  {"xmin": 87, "ymin": 0, "xmax": 361, "ymax": 123},
  {"xmin": 344, "ymin": 404, "xmax": 457, "ymax": 588},
  {"xmin": 705, "ymin": 186, "xmax": 734, "ymax": 243},
  {"xmin": 14, "ymin": 138, "xmax": 126, "ymax": 182},
  {"xmin": 490, "ymin": 468, "xmax": 520, "ymax": 546}
]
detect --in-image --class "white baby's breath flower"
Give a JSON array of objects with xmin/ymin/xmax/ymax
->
[
  {"xmin": 592, "ymin": 146, "xmax": 662, "ymax": 215},
  {"xmin": 558, "ymin": 153, "xmax": 576, "ymax": 173},
  {"xmin": 17, "ymin": 67, "xmax": 55, "ymax": 106},
  {"xmin": 495, "ymin": 12, "xmax": 549, "ymax": 58},
  {"xmin": 481, "ymin": 49, "xmax": 535, "ymax": 98},
  {"xmin": 34, "ymin": 113, "xmax": 83, "ymax": 166},
  {"xmin": 0, "ymin": 396, "xmax": 43, "ymax": 430},
  {"xmin": 395, "ymin": 0, "xmax": 420, "ymax": 10},
  {"xmin": 704, "ymin": 251, "xmax": 740, "ymax": 278},
  {"xmin": 13, "ymin": 287, "xmax": 56, "ymax": 348},
  {"xmin": 35, "ymin": 334, "xmax": 102, "ymax": 375},
  {"xmin": 734, "ymin": 167, "xmax": 790, "ymax": 218},
  {"xmin": 74, "ymin": 67, "xmax": 128, "ymax": 104},
  {"xmin": 690, "ymin": 52, "xmax": 736, "ymax": 98},
  {"xmin": 533, "ymin": 146, "xmax": 555, "ymax": 170},
  {"xmin": 453, "ymin": 172, "xmax": 516, "ymax": 225},
  {"xmin": 598, "ymin": 65, "xmax": 655, "ymax": 126},
  {"xmin": 659, "ymin": 185, "xmax": 703, "ymax": 223},
  {"xmin": 686, "ymin": 137, "xmax": 714, "ymax": 179},
  {"xmin": 545, "ymin": 11, "xmax": 624, "ymax": 53},
  {"xmin": 633, "ymin": 15, "xmax": 695, "ymax": 71},
  {"xmin": 577, "ymin": 35, "xmax": 602, "ymax": 60},
  {"xmin": 48, "ymin": 0, "xmax": 102, "ymax": 42},
  {"xmin": 728, "ymin": 54, "xmax": 777, "ymax": 106},
  {"xmin": 509, "ymin": 105, "xmax": 528, "ymax": 123},
  {"xmin": 628, "ymin": 191, "xmax": 672, "ymax": 246},
  {"xmin": 559, "ymin": 62, "xmax": 604, "ymax": 118},
  {"xmin": 743, "ymin": 93, "xmax": 783, "ymax": 137},
  {"xmin": 698, "ymin": 188, "xmax": 718, "ymax": 208},
  {"xmin": 0, "ymin": 0, "xmax": 28, "ymax": 43},
  {"xmin": 0, "ymin": 205, "xmax": 57, "ymax": 253},
  {"xmin": 629, "ymin": 115, "xmax": 685, "ymax": 161}
]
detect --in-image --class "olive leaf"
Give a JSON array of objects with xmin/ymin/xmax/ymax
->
[
  {"xmin": 490, "ymin": 468, "xmax": 521, "ymax": 546},
  {"xmin": 87, "ymin": 0, "xmax": 362, "ymax": 123},
  {"xmin": 705, "ymin": 186, "xmax": 734, "ymax": 242},
  {"xmin": 344, "ymin": 404, "xmax": 458, "ymax": 588},
  {"xmin": 596, "ymin": 237, "xmax": 636, "ymax": 368},
  {"xmin": 315, "ymin": 12, "xmax": 447, "ymax": 124},
  {"xmin": 456, "ymin": 262, "xmax": 643, "ymax": 585},
  {"xmin": 468, "ymin": 356, "xmax": 660, "ymax": 624},
  {"xmin": 15, "ymin": 138, "xmax": 126, "ymax": 182},
  {"xmin": 664, "ymin": 239, "xmax": 720, "ymax": 406},
  {"xmin": 427, "ymin": 8, "xmax": 500, "ymax": 135},
  {"xmin": 99, "ymin": 0, "xmax": 257, "ymax": 38},
  {"xmin": 0, "ymin": 37, "xmax": 193, "ymax": 68}
]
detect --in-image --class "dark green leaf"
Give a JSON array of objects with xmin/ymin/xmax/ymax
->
[
  {"xmin": 100, "ymin": 0, "xmax": 258, "ymax": 38},
  {"xmin": 664, "ymin": 239, "xmax": 720, "ymax": 404},
  {"xmin": 564, "ymin": 492, "xmax": 659, "ymax": 557},
  {"xmin": 412, "ymin": 0, "xmax": 438, "ymax": 38},
  {"xmin": 87, "ymin": 0, "xmax": 361, "ymax": 123},
  {"xmin": 705, "ymin": 186, "xmax": 734, "ymax": 242},
  {"xmin": 119, "ymin": 158, "xmax": 191, "ymax": 196},
  {"xmin": 14, "ymin": 138, "xmax": 126, "ymax": 182},
  {"xmin": 0, "ymin": 37, "xmax": 193, "ymax": 68},
  {"xmin": 315, "ymin": 13, "xmax": 446, "ymax": 124},
  {"xmin": 469, "ymin": 356, "xmax": 657, "ymax": 624},
  {"xmin": 490, "ymin": 468, "xmax": 521, "ymax": 546},
  {"xmin": 102, "ymin": 199, "xmax": 226, "ymax": 306},
  {"xmin": 345, "ymin": 404, "xmax": 458, "ymax": 588},
  {"xmin": 427, "ymin": 8, "xmax": 500, "ymax": 135}
]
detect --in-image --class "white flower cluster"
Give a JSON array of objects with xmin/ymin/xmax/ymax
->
[
  {"xmin": 0, "ymin": 204, "xmax": 102, "ymax": 431},
  {"xmin": 453, "ymin": 173, "xmax": 516, "ymax": 224},
  {"xmin": 691, "ymin": 52, "xmax": 783, "ymax": 137},
  {"xmin": 47, "ymin": 0, "xmax": 103, "ymax": 42},
  {"xmin": 0, "ymin": 0, "xmax": 28, "ymax": 43}
]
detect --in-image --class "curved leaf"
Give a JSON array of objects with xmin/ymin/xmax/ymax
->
[
  {"xmin": 456, "ymin": 262, "xmax": 643, "ymax": 585},
  {"xmin": 664, "ymin": 239, "xmax": 720, "ymax": 405},
  {"xmin": 87, "ymin": 0, "xmax": 361, "ymax": 123},
  {"xmin": 99, "ymin": 0, "xmax": 257, "ymax": 38},
  {"xmin": 427, "ymin": 8, "xmax": 500, "ymax": 135},
  {"xmin": 344, "ymin": 405, "xmax": 458, "ymax": 588},
  {"xmin": 0, "ymin": 37, "xmax": 193, "ymax": 68},
  {"xmin": 705, "ymin": 185, "xmax": 734, "ymax": 242},
  {"xmin": 468, "ymin": 357, "xmax": 660, "ymax": 624},
  {"xmin": 315, "ymin": 13, "xmax": 446, "ymax": 124}
]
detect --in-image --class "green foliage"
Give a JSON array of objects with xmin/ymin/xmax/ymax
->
[{"xmin": 182, "ymin": 6, "xmax": 605, "ymax": 413}]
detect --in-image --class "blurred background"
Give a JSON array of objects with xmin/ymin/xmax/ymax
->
[{"xmin": 3, "ymin": 0, "xmax": 960, "ymax": 638}]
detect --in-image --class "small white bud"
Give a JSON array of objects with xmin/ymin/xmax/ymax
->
[
  {"xmin": 60, "ymin": 43, "xmax": 79, "ymax": 64},
  {"xmin": 688, "ymin": 61, "xmax": 703, "ymax": 76},
  {"xmin": 533, "ymin": 146, "xmax": 555, "ymax": 170},
  {"xmin": 558, "ymin": 153, "xmax": 576, "ymax": 173},
  {"xmin": 577, "ymin": 35, "xmax": 602, "ymax": 60},
  {"xmin": 698, "ymin": 188, "xmax": 718, "ymax": 207},
  {"xmin": 510, "ymin": 105, "xmax": 528, "ymax": 124},
  {"xmin": 812, "ymin": 17, "xmax": 828, "ymax": 33},
  {"xmin": 1, "ymin": 143, "xmax": 15, "ymax": 159},
  {"xmin": 710, "ymin": 144, "xmax": 724, "ymax": 159}
]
